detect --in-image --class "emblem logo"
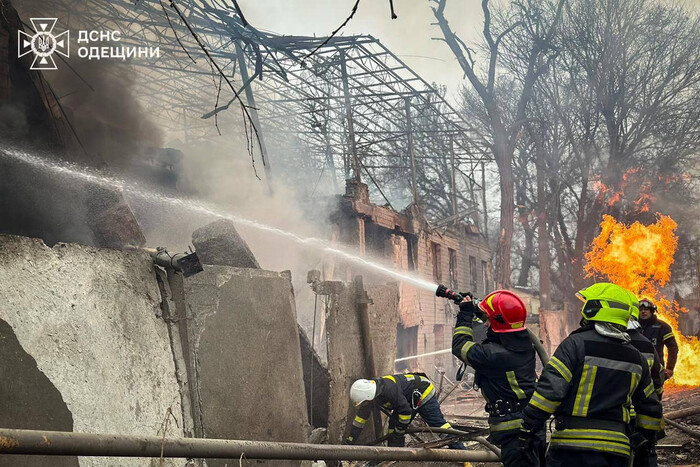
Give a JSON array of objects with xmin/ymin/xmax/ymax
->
[{"xmin": 18, "ymin": 18, "xmax": 70, "ymax": 70}]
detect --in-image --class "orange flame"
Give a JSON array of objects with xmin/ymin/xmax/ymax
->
[
  {"xmin": 585, "ymin": 214, "xmax": 700, "ymax": 387},
  {"xmin": 592, "ymin": 170, "xmax": 657, "ymax": 213}
]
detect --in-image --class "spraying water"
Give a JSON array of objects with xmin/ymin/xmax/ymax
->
[
  {"xmin": 0, "ymin": 146, "xmax": 438, "ymax": 292},
  {"xmin": 394, "ymin": 348, "xmax": 452, "ymax": 363}
]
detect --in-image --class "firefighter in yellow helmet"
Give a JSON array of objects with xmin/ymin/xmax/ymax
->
[{"xmin": 518, "ymin": 283, "xmax": 663, "ymax": 467}]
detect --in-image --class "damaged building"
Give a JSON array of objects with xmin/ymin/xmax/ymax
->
[
  {"xmin": 0, "ymin": 0, "xmax": 501, "ymax": 465},
  {"xmin": 330, "ymin": 179, "xmax": 491, "ymax": 373}
]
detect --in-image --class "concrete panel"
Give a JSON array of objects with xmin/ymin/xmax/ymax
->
[
  {"xmin": 0, "ymin": 235, "xmax": 184, "ymax": 467},
  {"xmin": 184, "ymin": 266, "xmax": 309, "ymax": 467},
  {"xmin": 324, "ymin": 281, "xmax": 364, "ymax": 444},
  {"xmin": 366, "ymin": 283, "xmax": 400, "ymax": 375},
  {"xmin": 298, "ymin": 326, "xmax": 329, "ymax": 428},
  {"xmin": 192, "ymin": 219, "xmax": 260, "ymax": 268},
  {"xmin": 324, "ymin": 280, "xmax": 400, "ymax": 444}
]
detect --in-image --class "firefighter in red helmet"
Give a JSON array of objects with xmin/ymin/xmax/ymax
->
[{"xmin": 452, "ymin": 290, "xmax": 545, "ymax": 466}]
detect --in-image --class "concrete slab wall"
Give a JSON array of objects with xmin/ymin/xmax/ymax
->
[
  {"xmin": 299, "ymin": 326, "xmax": 330, "ymax": 429},
  {"xmin": 324, "ymin": 280, "xmax": 363, "ymax": 444},
  {"xmin": 324, "ymin": 280, "xmax": 400, "ymax": 444},
  {"xmin": 0, "ymin": 235, "xmax": 184, "ymax": 467},
  {"xmin": 183, "ymin": 266, "xmax": 309, "ymax": 467},
  {"xmin": 366, "ymin": 283, "xmax": 400, "ymax": 374}
]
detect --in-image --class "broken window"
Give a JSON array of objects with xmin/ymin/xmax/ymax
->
[
  {"xmin": 407, "ymin": 237, "xmax": 416, "ymax": 270},
  {"xmin": 448, "ymin": 248, "xmax": 457, "ymax": 289},
  {"xmin": 432, "ymin": 242, "xmax": 442, "ymax": 283},
  {"xmin": 469, "ymin": 255, "xmax": 478, "ymax": 293},
  {"xmin": 482, "ymin": 260, "xmax": 489, "ymax": 294},
  {"xmin": 396, "ymin": 324, "xmax": 418, "ymax": 371}
]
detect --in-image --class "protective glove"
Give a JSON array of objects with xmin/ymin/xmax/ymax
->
[
  {"xmin": 517, "ymin": 426, "xmax": 536, "ymax": 450},
  {"xmin": 458, "ymin": 300, "xmax": 476, "ymax": 318},
  {"xmin": 387, "ymin": 432, "xmax": 405, "ymax": 447},
  {"xmin": 342, "ymin": 435, "xmax": 355, "ymax": 445}
]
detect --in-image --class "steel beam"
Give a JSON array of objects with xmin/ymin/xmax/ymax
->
[
  {"xmin": 340, "ymin": 49, "xmax": 360, "ymax": 182},
  {"xmin": 0, "ymin": 429, "xmax": 500, "ymax": 462}
]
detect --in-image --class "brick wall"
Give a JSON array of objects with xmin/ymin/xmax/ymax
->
[{"xmin": 333, "ymin": 182, "xmax": 492, "ymax": 374}]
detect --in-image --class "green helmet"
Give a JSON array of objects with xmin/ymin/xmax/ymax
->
[
  {"xmin": 627, "ymin": 291, "xmax": 640, "ymax": 321},
  {"xmin": 576, "ymin": 283, "xmax": 636, "ymax": 327}
]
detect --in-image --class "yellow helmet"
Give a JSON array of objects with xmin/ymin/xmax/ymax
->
[
  {"xmin": 627, "ymin": 291, "xmax": 640, "ymax": 321},
  {"xmin": 576, "ymin": 283, "xmax": 636, "ymax": 327}
]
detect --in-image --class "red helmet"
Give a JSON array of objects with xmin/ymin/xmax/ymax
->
[{"xmin": 477, "ymin": 290, "xmax": 527, "ymax": 333}]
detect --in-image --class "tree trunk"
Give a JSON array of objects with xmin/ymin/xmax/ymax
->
[
  {"xmin": 535, "ymin": 146, "xmax": 552, "ymax": 310},
  {"xmin": 517, "ymin": 221, "xmax": 534, "ymax": 287},
  {"xmin": 494, "ymin": 142, "xmax": 514, "ymax": 289}
]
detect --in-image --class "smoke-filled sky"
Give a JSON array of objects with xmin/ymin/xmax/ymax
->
[
  {"xmin": 239, "ymin": 0, "xmax": 485, "ymax": 101},
  {"xmin": 240, "ymin": 0, "xmax": 700, "ymax": 103}
]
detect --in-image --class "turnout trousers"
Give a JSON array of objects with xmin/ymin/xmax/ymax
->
[
  {"xmin": 387, "ymin": 396, "xmax": 465, "ymax": 449},
  {"xmin": 547, "ymin": 449, "xmax": 628, "ymax": 467}
]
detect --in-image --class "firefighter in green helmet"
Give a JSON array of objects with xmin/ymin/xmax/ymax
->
[{"xmin": 517, "ymin": 283, "xmax": 664, "ymax": 467}]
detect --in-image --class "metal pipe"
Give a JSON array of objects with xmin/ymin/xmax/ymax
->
[
  {"xmin": 404, "ymin": 96, "xmax": 419, "ymax": 204},
  {"xmin": 143, "ymin": 247, "xmax": 203, "ymax": 278},
  {"xmin": 235, "ymin": 41, "xmax": 273, "ymax": 191},
  {"xmin": 340, "ymin": 49, "xmax": 360, "ymax": 182},
  {"xmin": 474, "ymin": 436, "xmax": 502, "ymax": 457},
  {"xmin": 0, "ymin": 429, "xmax": 500, "ymax": 462},
  {"xmin": 369, "ymin": 426, "xmax": 488, "ymax": 447}
]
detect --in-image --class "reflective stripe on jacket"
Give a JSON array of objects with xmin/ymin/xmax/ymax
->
[
  {"xmin": 522, "ymin": 325, "xmax": 664, "ymax": 458},
  {"xmin": 348, "ymin": 373, "xmax": 435, "ymax": 442},
  {"xmin": 452, "ymin": 301, "xmax": 537, "ymax": 438}
]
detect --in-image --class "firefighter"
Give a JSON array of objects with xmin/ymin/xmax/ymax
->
[
  {"xmin": 344, "ymin": 373, "xmax": 464, "ymax": 448},
  {"xmin": 452, "ymin": 289, "xmax": 545, "ymax": 466},
  {"xmin": 638, "ymin": 298, "xmax": 678, "ymax": 381},
  {"xmin": 627, "ymin": 295, "xmax": 664, "ymax": 467},
  {"xmin": 518, "ymin": 282, "xmax": 664, "ymax": 467}
]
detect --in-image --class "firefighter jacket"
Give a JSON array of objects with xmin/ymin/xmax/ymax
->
[
  {"xmin": 346, "ymin": 373, "xmax": 435, "ymax": 443},
  {"xmin": 628, "ymin": 327, "xmax": 664, "ymax": 396},
  {"xmin": 452, "ymin": 301, "xmax": 537, "ymax": 440},
  {"xmin": 640, "ymin": 315, "xmax": 678, "ymax": 371},
  {"xmin": 521, "ymin": 324, "xmax": 664, "ymax": 458}
]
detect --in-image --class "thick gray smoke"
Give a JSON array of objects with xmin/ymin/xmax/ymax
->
[
  {"xmin": 1, "ymin": 0, "xmax": 164, "ymax": 245},
  {"xmin": 53, "ymin": 59, "xmax": 164, "ymax": 169},
  {"xmin": 12, "ymin": 0, "xmax": 163, "ymax": 169}
]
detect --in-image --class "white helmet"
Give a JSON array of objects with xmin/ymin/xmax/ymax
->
[{"xmin": 350, "ymin": 379, "xmax": 377, "ymax": 406}]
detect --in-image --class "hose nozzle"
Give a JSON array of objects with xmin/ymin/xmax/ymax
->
[{"xmin": 436, "ymin": 284, "xmax": 465, "ymax": 305}]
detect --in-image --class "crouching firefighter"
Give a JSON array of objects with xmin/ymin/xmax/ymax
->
[
  {"xmin": 518, "ymin": 283, "xmax": 664, "ymax": 467},
  {"xmin": 451, "ymin": 290, "xmax": 545, "ymax": 466},
  {"xmin": 345, "ymin": 373, "xmax": 465, "ymax": 449}
]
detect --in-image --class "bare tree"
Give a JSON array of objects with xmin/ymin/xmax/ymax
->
[
  {"xmin": 431, "ymin": 0, "xmax": 565, "ymax": 288},
  {"xmin": 511, "ymin": 0, "xmax": 700, "ymax": 316}
]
